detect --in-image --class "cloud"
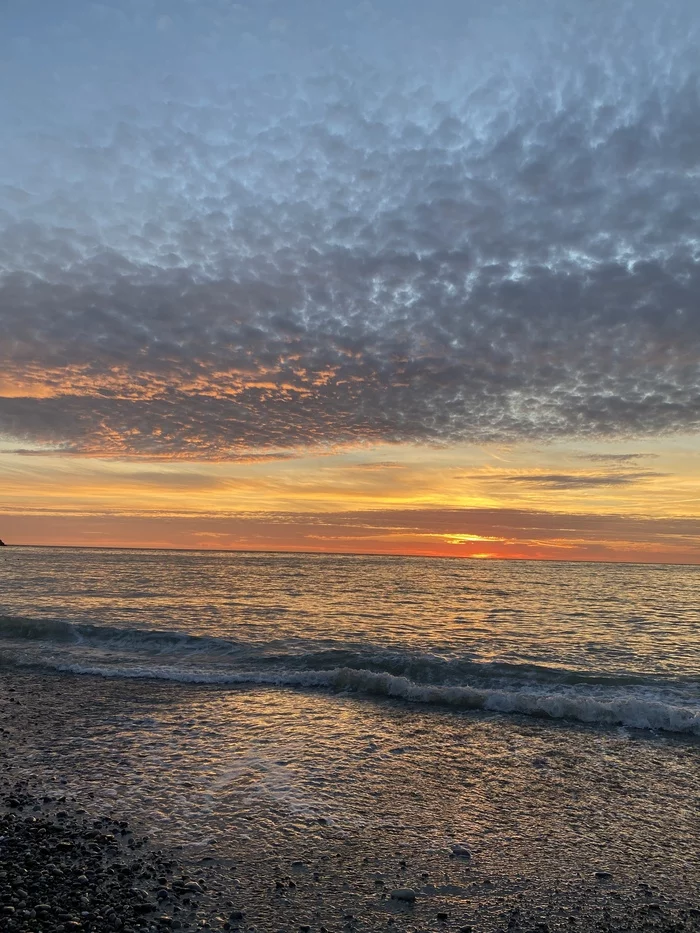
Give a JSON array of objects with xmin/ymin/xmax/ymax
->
[
  {"xmin": 354, "ymin": 461, "xmax": 404, "ymax": 470},
  {"xmin": 1, "ymin": 1, "xmax": 700, "ymax": 458},
  {"xmin": 2, "ymin": 505, "xmax": 699, "ymax": 557},
  {"xmin": 502, "ymin": 471, "xmax": 664, "ymax": 489},
  {"xmin": 121, "ymin": 471, "xmax": 221, "ymax": 489},
  {"xmin": 309, "ymin": 507, "xmax": 700, "ymax": 550},
  {"xmin": 578, "ymin": 453, "xmax": 658, "ymax": 463}
]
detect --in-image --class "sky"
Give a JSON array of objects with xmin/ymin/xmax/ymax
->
[{"xmin": 1, "ymin": 0, "xmax": 699, "ymax": 562}]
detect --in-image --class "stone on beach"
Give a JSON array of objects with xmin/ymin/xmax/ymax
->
[
  {"xmin": 390, "ymin": 887, "xmax": 416, "ymax": 902},
  {"xmin": 451, "ymin": 844, "xmax": 472, "ymax": 858}
]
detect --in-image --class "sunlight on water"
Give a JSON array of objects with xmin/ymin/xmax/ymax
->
[
  {"xmin": 1, "ymin": 548, "xmax": 699, "ymax": 734},
  {"xmin": 1, "ymin": 548, "xmax": 698, "ymax": 673}
]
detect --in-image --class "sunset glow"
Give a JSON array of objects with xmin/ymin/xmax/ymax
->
[{"xmin": 2, "ymin": 436, "xmax": 699, "ymax": 562}]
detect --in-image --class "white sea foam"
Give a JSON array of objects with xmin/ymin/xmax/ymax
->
[
  {"xmin": 7, "ymin": 658, "xmax": 696, "ymax": 737},
  {"xmin": 2, "ymin": 614, "xmax": 699, "ymax": 736}
]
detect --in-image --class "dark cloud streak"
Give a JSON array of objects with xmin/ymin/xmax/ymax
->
[
  {"xmin": 2, "ymin": 505, "xmax": 699, "ymax": 556},
  {"xmin": 502, "ymin": 472, "xmax": 665, "ymax": 489},
  {"xmin": 578, "ymin": 453, "xmax": 657, "ymax": 463}
]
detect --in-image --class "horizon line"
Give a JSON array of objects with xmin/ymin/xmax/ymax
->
[{"xmin": 3, "ymin": 542, "xmax": 699, "ymax": 568}]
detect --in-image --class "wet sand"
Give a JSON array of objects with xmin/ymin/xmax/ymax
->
[{"xmin": 2, "ymin": 670, "xmax": 698, "ymax": 933}]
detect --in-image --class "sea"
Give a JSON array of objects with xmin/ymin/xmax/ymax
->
[
  {"xmin": 1, "ymin": 547, "xmax": 699, "ymax": 926},
  {"xmin": 2, "ymin": 547, "xmax": 698, "ymax": 733}
]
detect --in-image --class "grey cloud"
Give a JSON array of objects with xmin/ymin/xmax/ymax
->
[
  {"xmin": 1, "ymin": 1, "xmax": 700, "ymax": 457},
  {"xmin": 502, "ymin": 472, "xmax": 664, "ymax": 489},
  {"xmin": 578, "ymin": 453, "xmax": 658, "ymax": 463}
]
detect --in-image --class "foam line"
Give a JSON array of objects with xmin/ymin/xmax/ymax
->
[{"xmin": 6, "ymin": 657, "xmax": 698, "ymax": 737}]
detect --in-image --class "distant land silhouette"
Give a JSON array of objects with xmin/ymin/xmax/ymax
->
[{"xmin": 0, "ymin": 539, "xmax": 6, "ymax": 546}]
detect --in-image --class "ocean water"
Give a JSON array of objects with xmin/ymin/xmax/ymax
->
[
  {"xmin": 1, "ymin": 547, "xmax": 699, "ymax": 734},
  {"xmin": 2, "ymin": 547, "xmax": 699, "ymax": 927}
]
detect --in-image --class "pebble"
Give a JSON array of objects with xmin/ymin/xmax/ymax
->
[
  {"xmin": 0, "ymin": 784, "xmax": 194, "ymax": 933},
  {"xmin": 389, "ymin": 888, "xmax": 416, "ymax": 902},
  {"xmin": 451, "ymin": 844, "xmax": 472, "ymax": 859}
]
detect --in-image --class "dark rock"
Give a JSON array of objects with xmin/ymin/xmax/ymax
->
[{"xmin": 390, "ymin": 888, "xmax": 416, "ymax": 903}]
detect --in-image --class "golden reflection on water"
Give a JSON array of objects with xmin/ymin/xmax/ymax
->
[{"xmin": 2, "ymin": 549, "xmax": 699, "ymax": 679}]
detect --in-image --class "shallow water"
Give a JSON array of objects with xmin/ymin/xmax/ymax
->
[{"xmin": 3, "ymin": 671, "xmax": 699, "ymax": 931}]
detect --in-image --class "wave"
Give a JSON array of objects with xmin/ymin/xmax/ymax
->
[
  {"xmin": 2, "ymin": 614, "xmax": 698, "ymax": 736},
  {"xmin": 0, "ymin": 614, "xmax": 242, "ymax": 653},
  {"xmin": 0, "ymin": 614, "xmax": 691, "ymax": 687},
  {"xmin": 4, "ymin": 656, "xmax": 698, "ymax": 736}
]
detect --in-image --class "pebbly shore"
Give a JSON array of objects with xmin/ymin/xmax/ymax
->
[
  {"xmin": 3, "ymin": 779, "xmax": 699, "ymax": 933},
  {"xmin": 0, "ymin": 784, "xmax": 244, "ymax": 933},
  {"xmin": 1, "ymin": 670, "xmax": 699, "ymax": 933}
]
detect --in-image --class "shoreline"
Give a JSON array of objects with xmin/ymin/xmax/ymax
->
[{"xmin": 2, "ymin": 669, "xmax": 699, "ymax": 933}]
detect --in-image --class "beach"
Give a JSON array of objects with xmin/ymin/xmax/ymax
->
[{"xmin": 2, "ymin": 666, "xmax": 699, "ymax": 933}]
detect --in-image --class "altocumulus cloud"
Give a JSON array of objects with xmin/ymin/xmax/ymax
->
[{"xmin": 1, "ymin": 0, "xmax": 700, "ymax": 459}]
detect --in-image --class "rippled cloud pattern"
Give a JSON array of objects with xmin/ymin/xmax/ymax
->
[{"xmin": 1, "ymin": 0, "xmax": 699, "ymax": 458}]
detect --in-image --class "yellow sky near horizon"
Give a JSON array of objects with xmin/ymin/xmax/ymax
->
[{"xmin": 2, "ymin": 435, "xmax": 699, "ymax": 563}]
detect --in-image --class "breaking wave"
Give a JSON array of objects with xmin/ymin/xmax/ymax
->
[
  {"xmin": 5, "ymin": 658, "xmax": 699, "ymax": 737},
  {"xmin": 1, "ymin": 615, "xmax": 698, "ymax": 736}
]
